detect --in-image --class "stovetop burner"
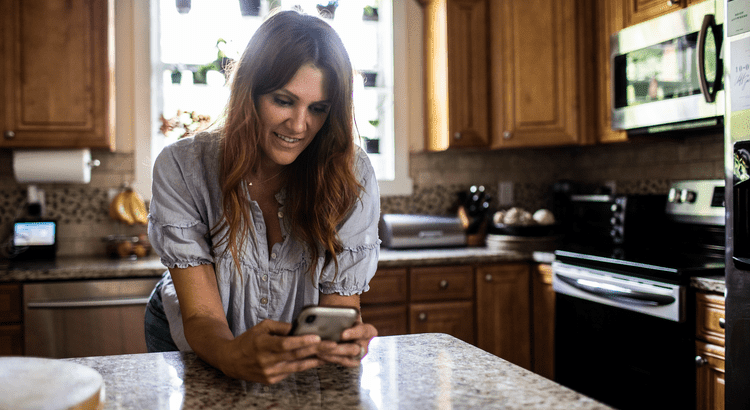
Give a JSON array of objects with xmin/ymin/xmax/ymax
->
[{"xmin": 555, "ymin": 179, "xmax": 725, "ymax": 283}]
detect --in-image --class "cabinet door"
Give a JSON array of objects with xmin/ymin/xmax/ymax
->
[
  {"xmin": 532, "ymin": 264, "xmax": 555, "ymax": 379},
  {"xmin": 361, "ymin": 268, "xmax": 408, "ymax": 305},
  {"xmin": 623, "ymin": 0, "xmax": 684, "ymax": 27},
  {"xmin": 361, "ymin": 305, "xmax": 408, "ymax": 337},
  {"xmin": 410, "ymin": 265, "xmax": 474, "ymax": 302},
  {"xmin": 422, "ymin": 0, "xmax": 489, "ymax": 150},
  {"xmin": 410, "ymin": 300, "xmax": 475, "ymax": 345},
  {"xmin": 696, "ymin": 341, "xmax": 725, "ymax": 410},
  {"xmin": 489, "ymin": 0, "xmax": 594, "ymax": 149},
  {"xmin": 0, "ymin": 0, "xmax": 114, "ymax": 149},
  {"xmin": 595, "ymin": 0, "xmax": 628, "ymax": 143},
  {"xmin": 475, "ymin": 263, "xmax": 531, "ymax": 369},
  {"xmin": 0, "ymin": 324, "xmax": 23, "ymax": 356},
  {"xmin": 696, "ymin": 292, "xmax": 726, "ymax": 347}
]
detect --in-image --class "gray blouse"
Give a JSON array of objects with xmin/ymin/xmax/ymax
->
[{"xmin": 148, "ymin": 132, "xmax": 381, "ymax": 351}]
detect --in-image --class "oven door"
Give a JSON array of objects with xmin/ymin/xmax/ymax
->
[{"xmin": 552, "ymin": 262, "xmax": 695, "ymax": 410}]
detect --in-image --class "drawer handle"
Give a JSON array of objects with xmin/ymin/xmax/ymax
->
[
  {"xmin": 418, "ymin": 312, "xmax": 428, "ymax": 322},
  {"xmin": 695, "ymin": 356, "xmax": 708, "ymax": 367},
  {"xmin": 439, "ymin": 280, "xmax": 449, "ymax": 290},
  {"xmin": 485, "ymin": 274, "xmax": 492, "ymax": 282},
  {"xmin": 719, "ymin": 317, "xmax": 725, "ymax": 329}
]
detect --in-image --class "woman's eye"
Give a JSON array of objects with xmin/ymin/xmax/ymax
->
[
  {"xmin": 311, "ymin": 105, "xmax": 329, "ymax": 115},
  {"xmin": 274, "ymin": 97, "xmax": 292, "ymax": 106}
]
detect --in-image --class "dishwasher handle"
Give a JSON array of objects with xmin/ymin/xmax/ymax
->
[
  {"xmin": 27, "ymin": 297, "xmax": 150, "ymax": 309},
  {"xmin": 556, "ymin": 272, "xmax": 675, "ymax": 306}
]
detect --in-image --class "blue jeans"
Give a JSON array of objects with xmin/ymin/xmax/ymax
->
[{"xmin": 144, "ymin": 275, "xmax": 179, "ymax": 352}]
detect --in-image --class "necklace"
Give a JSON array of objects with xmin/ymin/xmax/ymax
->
[{"xmin": 248, "ymin": 168, "xmax": 285, "ymax": 186}]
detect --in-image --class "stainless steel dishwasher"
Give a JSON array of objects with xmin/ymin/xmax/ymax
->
[{"xmin": 24, "ymin": 277, "xmax": 160, "ymax": 358}]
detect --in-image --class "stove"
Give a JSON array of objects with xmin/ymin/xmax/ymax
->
[{"xmin": 551, "ymin": 179, "xmax": 725, "ymax": 410}]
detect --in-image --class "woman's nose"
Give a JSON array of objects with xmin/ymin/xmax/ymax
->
[{"xmin": 288, "ymin": 108, "xmax": 307, "ymax": 133}]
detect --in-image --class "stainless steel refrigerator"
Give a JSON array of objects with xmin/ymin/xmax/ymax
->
[{"xmin": 724, "ymin": 1, "xmax": 750, "ymax": 408}]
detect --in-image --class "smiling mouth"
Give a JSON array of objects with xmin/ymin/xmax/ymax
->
[{"xmin": 274, "ymin": 132, "xmax": 301, "ymax": 143}]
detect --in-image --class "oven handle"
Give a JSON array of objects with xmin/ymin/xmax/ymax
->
[
  {"xmin": 555, "ymin": 272, "xmax": 676, "ymax": 306},
  {"xmin": 26, "ymin": 297, "xmax": 150, "ymax": 309}
]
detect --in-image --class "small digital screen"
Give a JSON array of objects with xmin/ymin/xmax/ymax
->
[{"xmin": 14, "ymin": 221, "xmax": 56, "ymax": 246}]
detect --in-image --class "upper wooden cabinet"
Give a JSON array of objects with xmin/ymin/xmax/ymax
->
[
  {"xmin": 624, "ymin": 0, "xmax": 685, "ymax": 26},
  {"xmin": 595, "ymin": 0, "xmax": 628, "ymax": 143},
  {"xmin": 488, "ymin": 0, "xmax": 595, "ymax": 149},
  {"xmin": 0, "ymin": 0, "xmax": 115, "ymax": 150},
  {"xmin": 421, "ymin": 0, "xmax": 490, "ymax": 150}
]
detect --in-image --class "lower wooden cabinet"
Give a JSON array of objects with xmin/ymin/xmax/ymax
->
[
  {"xmin": 361, "ymin": 268, "xmax": 408, "ymax": 337},
  {"xmin": 360, "ymin": 304, "xmax": 408, "ymax": 337},
  {"xmin": 696, "ymin": 341, "xmax": 725, "ymax": 410},
  {"xmin": 695, "ymin": 291, "xmax": 725, "ymax": 410},
  {"xmin": 0, "ymin": 283, "xmax": 23, "ymax": 355},
  {"xmin": 410, "ymin": 301, "xmax": 475, "ymax": 344},
  {"xmin": 475, "ymin": 263, "xmax": 531, "ymax": 369},
  {"xmin": 531, "ymin": 264, "xmax": 555, "ymax": 379}
]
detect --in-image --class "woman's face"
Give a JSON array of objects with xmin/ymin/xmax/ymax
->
[{"xmin": 256, "ymin": 63, "xmax": 331, "ymax": 168}]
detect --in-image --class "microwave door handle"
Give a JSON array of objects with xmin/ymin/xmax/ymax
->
[
  {"xmin": 556, "ymin": 273, "xmax": 675, "ymax": 306},
  {"xmin": 697, "ymin": 14, "xmax": 720, "ymax": 103}
]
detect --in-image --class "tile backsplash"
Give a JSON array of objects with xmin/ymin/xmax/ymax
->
[{"xmin": 0, "ymin": 131, "xmax": 724, "ymax": 258}]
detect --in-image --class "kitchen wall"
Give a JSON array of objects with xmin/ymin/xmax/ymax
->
[
  {"xmin": 0, "ymin": 1, "xmax": 725, "ymax": 258},
  {"xmin": 0, "ymin": 130, "xmax": 723, "ymax": 258}
]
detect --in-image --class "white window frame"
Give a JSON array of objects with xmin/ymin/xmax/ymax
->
[{"xmin": 130, "ymin": 0, "xmax": 412, "ymax": 200}]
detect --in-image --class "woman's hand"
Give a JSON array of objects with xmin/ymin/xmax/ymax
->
[
  {"xmin": 220, "ymin": 319, "xmax": 327, "ymax": 385},
  {"xmin": 314, "ymin": 320, "xmax": 378, "ymax": 367}
]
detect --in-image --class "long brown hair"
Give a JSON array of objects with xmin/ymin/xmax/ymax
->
[{"xmin": 212, "ymin": 9, "xmax": 361, "ymax": 280}]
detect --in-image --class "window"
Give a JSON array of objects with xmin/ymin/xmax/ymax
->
[{"xmin": 150, "ymin": 0, "xmax": 412, "ymax": 195}]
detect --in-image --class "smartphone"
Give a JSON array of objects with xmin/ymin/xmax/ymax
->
[{"xmin": 288, "ymin": 306, "xmax": 359, "ymax": 342}]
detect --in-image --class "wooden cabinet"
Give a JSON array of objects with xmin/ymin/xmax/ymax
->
[
  {"xmin": 361, "ymin": 268, "xmax": 408, "ymax": 336},
  {"xmin": 488, "ymin": 0, "xmax": 595, "ymax": 149},
  {"xmin": 595, "ymin": 0, "xmax": 628, "ymax": 144},
  {"xmin": 0, "ymin": 283, "xmax": 23, "ymax": 356},
  {"xmin": 409, "ymin": 265, "xmax": 475, "ymax": 344},
  {"xmin": 421, "ymin": 0, "xmax": 490, "ymax": 151},
  {"xmin": 0, "ymin": 0, "xmax": 115, "ymax": 150},
  {"xmin": 623, "ymin": 0, "xmax": 685, "ymax": 27},
  {"xmin": 362, "ymin": 264, "xmax": 476, "ymax": 344},
  {"xmin": 531, "ymin": 264, "xmax": 555, "ymax": 379},
  {"xmin": 695, "ymin": 292, "xmax": 725, "ymax": 410},
  {"xmin": 475, "ymin": 263, "xmax": 531, "ymax": 369}
]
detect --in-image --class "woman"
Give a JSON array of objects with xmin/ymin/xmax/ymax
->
[{"xmin": 144, "ymin": 9, "xmax": 380, "ymax": 385}]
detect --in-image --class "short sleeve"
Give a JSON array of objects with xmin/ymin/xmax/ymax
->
[
  {"xmin": 318, "ymin": 150, "xmax": 381, "ymax": 296},
  {"xmin": 148, "ymin": 141, "xmax": 214, "ymax": 269}
]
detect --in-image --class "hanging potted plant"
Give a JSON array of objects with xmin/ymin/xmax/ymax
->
[
  {"xmin": 363, "ymin": 1, "xmax": 379, "ymax": 21},
  {"xmin": 316, "ymin": 1, "xmax": 338, "ymax": 19}
]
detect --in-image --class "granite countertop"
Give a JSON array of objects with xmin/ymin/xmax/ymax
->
[
  {"xmin": 64, "ymin": 333, "xmax": 612, "ymax": 410},
  {"xmin": 0, "ymin": 248, "xmax": 725, "ymax": 294},
  {"xmin": 0, "ymin": 247, "xmax": 535, "ymax": 283}
]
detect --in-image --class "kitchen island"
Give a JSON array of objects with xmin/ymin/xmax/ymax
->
[{"xmin": 64, "ymin": 333, "xmax": 611, "ymax": 410}]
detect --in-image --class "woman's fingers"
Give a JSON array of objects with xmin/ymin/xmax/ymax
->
[{"xmin": 341, "ymin": 322, "xmax": 378, "ymax": 342}]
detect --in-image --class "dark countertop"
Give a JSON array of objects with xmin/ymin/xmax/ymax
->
[
  {"xmin": 64, "ymin": 333, "xmax": 612, "ymax": 410},
  {"xmin": 0, "ymin": 248, "xmax": 725, "ymax": 295},
  {"xmin": 0, "ymin": 247, "xmax": 534, "ymax": 283}
]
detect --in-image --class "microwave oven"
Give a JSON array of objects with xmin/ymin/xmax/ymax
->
[{"xmin": 611, "ymin": 0, "xmax": 724, "ymax": 134}]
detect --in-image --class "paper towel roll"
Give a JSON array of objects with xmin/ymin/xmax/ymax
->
[{"xmin": 13, "ymin": 149, "xmax": 95, "ymax": 184}]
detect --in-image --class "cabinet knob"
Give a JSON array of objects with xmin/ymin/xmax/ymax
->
[
  {"xmin": 485, "ymin": 274, "xmax": 493, "ymax": 282},
  {"xmin": 454, "ymin": 132, "xmax": 462, "ymax": 140},
  {"xmin": 695, "ymin": 356, "xmax": 708, "ymax": 367},
  {"xmin": 439, "ymin": 280, "xmax": 449, "ymax": 289},
  {"xmin": 503, "ymin": 131, "xmax": 512, "ymax": 140},
  {"xmin": 418, "ymin": 312, "xmax": 428, "ymax": 322},
  {"xmin": 4, "ymin": 130, "xmax": 15, "ymax": 139},
  {"xmin": 720, "ymin": 317, "xmax": 726, "ymax": 329}
]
